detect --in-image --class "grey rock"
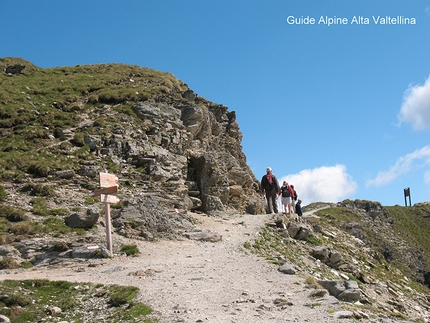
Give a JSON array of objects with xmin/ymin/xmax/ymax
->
[
  {"xmin": 0, "ymin": 314, "xmax": 11, "ymax": 323},
  {"xmin": 333, "ymin": 310, "xmax": 354, "ymax": 319},
  {"xmin": 309, "ymin": 289, "xmax": 328, "ymax": 298},
  {"xmin": 345, "ymin": 280, "xmax": 359, "ymax": 289},
  {"xmin": 55, "ymin": 169, "xmax": 75, "ymax": 179},
  {"xmin": 286, "ymin": 221, "xmax": 301, "ymax": 238},
  {"xmin": 65, "ymin": 208, "xmax": 100, "ymax": 228},
  {"xmin": 329, "ymin": 250, "xmax": 342, "ymax": 265},
  {"xmin": 184, "ymin": 231, "xmax": 222, "ymax": 242},
  {"xmin": 317, "ymin": 279, "xmax": 362, "ymax": 303},
  {"xmin": 295, "ymin": 226, "xmax": 314, "ymax": 241},
  {"xmin": 202, "ymin": 195, "xmax": 225, "ymax": 214},
  {"xmin": 317, "ymin": 280, "xmax": 345, "ymax": 298},
  {"xmin": 311, "ymin": 246, "xmax": 330, "ymax": 263},
  {"xmin": 5, "ymin": 64, "xmax": 25, "ymax": 75},
  {"xmin": 337, "ymin": 288, "xmax": 361, "ymax": 302},
  {"xmin": 278, "ymin": 263, "xmax": 296, "ymax": 275},
  {"xmin": 320, "ymin": 295, "xmax": 340, "ymax": 305}
]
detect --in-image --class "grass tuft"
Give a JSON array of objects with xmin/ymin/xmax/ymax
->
[{"xmin": 120, "ymin": 244, "xmax": 140, "ymax": 256}]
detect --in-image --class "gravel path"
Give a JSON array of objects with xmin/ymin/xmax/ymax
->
[{"xmin": 3, "ymin": 212, "xmax": 358, "ymax": 323}]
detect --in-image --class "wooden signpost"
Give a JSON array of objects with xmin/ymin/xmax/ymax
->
[
  {"xmin": 404, "ymin": 187, "xmax": 411, "ymax": 207},
  {"xmin": 92, "ymin": 172, "xmax": 119, "ymax": 255}
]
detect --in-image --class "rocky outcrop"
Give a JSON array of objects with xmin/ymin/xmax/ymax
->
[
  {"xmin": 83, "ymin": 100, "xmax": 265, "ymax": 221},
  {"xmin": 4, "ymin": 63, "xmax": 25, "ymax": 75},
  {"xmin": 317, "ymin": 280, "xmax": 362, "ymax": 302},
  {"xmin": 128, "ymin": 101, "xmax": 263, "ymax": 214},
  {"xmin": 70, "ymin": 99, "xmax": 266, "ymax": 239}
]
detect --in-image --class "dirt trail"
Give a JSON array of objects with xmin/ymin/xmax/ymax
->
[{"xmin": 2, "ymin": 212, "xmax": 354, "ymax": 323}]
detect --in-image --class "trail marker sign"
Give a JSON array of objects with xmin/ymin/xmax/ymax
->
[
  {"xmin": 91, "ymin": 186, "xmax": 118, "ymax": 197},
  {"xmin": 89, "ymin": 172, "xmax": 120, "ymax": 256},
  {"xmin": 99, "ymin": 172, "xmax": 119, "ymax": 188},
  {"xmin": 100, "ymin": 194, "xmax": 120, "ymax": 204}
]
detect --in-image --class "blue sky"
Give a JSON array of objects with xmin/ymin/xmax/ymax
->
[{"xmin": 2, "ymin": 1, "xmax": 430, "ymax": 206}]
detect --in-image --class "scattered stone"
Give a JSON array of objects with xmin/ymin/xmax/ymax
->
[
  {"xmin": 309, "ymin": 289, "xmax": 328, "ymax": 298},
  {"xmin": 278, "ymin": 263, "xmax": 296, "ymax": 275},
  {"xmin": 183, "ymin": 231, "xmax": 222, "ymax": 242},
  {"xmin": 337, "ymin": 288, "xmax": 361, "ymax": 302},
  {"xmin": 0, "ymin": 314, "xmax": 10, "ymax": 323},
  {"xmin": 46, "ymin": 306, "xmax": 62, "ymax": 315},
  {"xmin": 333, "ymin": 310, "xmax": 354, "ymax": 319},
  {"xmin": 55, "ymin": 170, "xmax": 75, "ymax": 179}
]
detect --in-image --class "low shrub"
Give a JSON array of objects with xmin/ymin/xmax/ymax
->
[
  {"xmin": 109, "ymin": 285, "xmax": 139, "ymax": 307},
  {"xmin": 0, "ymin": 205, "xmax": 27, "ymax": 222},
  {"xmin": 20, "ymin": 183, "xmax": 54, "ymax": 196},
  {"xmin": 27, "ymin": 163, "xmax": 50, "ymax": 177},
  {"xmin": 9, "ymin": 222, "xmax": 34, "ymax": 235},
  {"xmin": 305, "ymin": 235, "xmax": 323, "ymax": 245},
  {"xmin": 0, "ymin": 257, "xmax": 19, "ymax": 270},
  {"xmin": 120, "ymin": 244, "xmax": 140, "ymax": 256},
  {"xmin": 0, "ymin": 185, "xmax": 7, "ymax": 201}
]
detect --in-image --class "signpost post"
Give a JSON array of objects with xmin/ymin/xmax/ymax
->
[
  {"xmin": 92, "ymin": 172, "xmax": 119, "ymax": 255},
  {"xmin": 404, "ymin": 187, "xmax": 411, "ymax": 207}
]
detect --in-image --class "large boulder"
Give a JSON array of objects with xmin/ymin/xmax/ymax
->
[{"xmin": 65, "ymin": 208, "xmax": 100, "ymax": 229}]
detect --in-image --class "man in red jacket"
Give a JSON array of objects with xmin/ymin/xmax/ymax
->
[{"xmin": 261, "ymin": 167, "xmax": 280, "ymax": 214}]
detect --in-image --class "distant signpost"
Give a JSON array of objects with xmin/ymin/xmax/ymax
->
[
  {"xmin": 404, "ymin": 187, "xmax": 411, "ymax": 207},
  {"xmin": 91, "ymin": 172, "xmax": 119, "ymax": 255}
]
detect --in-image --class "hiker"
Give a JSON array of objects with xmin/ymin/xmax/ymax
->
[
  {"xmin": 261, "ymin": 167, "xmax": 280, "ymax": 214},
  {"xmin": 280, "ymin": 181, "xmax": 295, "ymax": 214},
  {"xmin": 291, "ymin": 184, "xmax": 298, "ymax": 212},
  {"xmin": 295, "ymin": 199, "xmax": 303, "ymax": 222}
]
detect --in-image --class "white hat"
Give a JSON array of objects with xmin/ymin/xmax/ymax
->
[{"xmin": 266, "ymin": 167, "xmax": 272, "ymax": 173}]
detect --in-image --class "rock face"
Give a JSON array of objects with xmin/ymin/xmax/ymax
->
[
  {"xmin": 72, "ymin": 99, "xmax": 267, "ymax": 240},
  {"xmin": 99, "ymin": 100, "xmax": 265, "ymax": 216}
]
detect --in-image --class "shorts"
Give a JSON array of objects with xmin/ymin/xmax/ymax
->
[{"xmin": 281, "ymin": 197, "xmax": 292, "ymax": 205}]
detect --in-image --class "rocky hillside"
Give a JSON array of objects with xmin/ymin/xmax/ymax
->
[
  {"xmin": 0, "ymin": 57, "xmax": 265, "ymax": 241},
  {"xmin": 247, "ymin": 201, "xmax": 430, "ymax": 322},
  {"xmin": 1, "ymin": 57, "xmax": 430, "ymax": 322}
]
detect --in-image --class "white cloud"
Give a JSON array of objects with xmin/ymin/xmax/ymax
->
[
  {"xmin": 398, "ymin": 75, "xmax": 430, "ymax": 130},
  {"xmin": 366, "ymin": 146, "xmax": 430, "ymax": 187},
  {"xmin": 279, "ymin": 165, "xmax": 357, "ymax": 205}
]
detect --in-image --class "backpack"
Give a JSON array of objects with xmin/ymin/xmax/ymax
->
[
  {"xmin": 293, "ymin": 190, "xmax": 298, "ymax": 201},
  {"xmin": 264, "ymin": 174, "xmax": 274, "ymax": 191},
  {"xmin": 281, "ymin": 186, "xmax": 291, "ymax": 197}
]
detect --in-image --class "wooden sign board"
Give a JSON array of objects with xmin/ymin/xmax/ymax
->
[
  {"xmin": 99, "ymin": 172, "xmax": 119, "ymax": 188},
  {"xmin": 92, "ymin": 186, "xmax": 118, "ymax": 197},
  {"xmin": 100, "ymin": 194, "xmax": 120, "ymax": 204}
]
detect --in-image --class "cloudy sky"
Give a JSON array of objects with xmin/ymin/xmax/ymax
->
[{"xmin": 1, "ymin": 0, "xmax": 430, "ymax": 206}]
